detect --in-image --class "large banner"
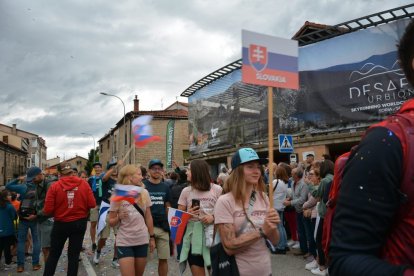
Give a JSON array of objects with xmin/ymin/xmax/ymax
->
[
  {"xmin": 188, "ymin": 18, "xmax": 413, "ymax": 154},
  {"xmin": 166, "ymin": 120, "xmax": 175, "ymax": 169}
]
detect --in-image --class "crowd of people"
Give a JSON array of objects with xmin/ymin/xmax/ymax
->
[
  {"xmin": 0, "ymin": 146, "xmax": 338, "ymax": 276},
  {"xmin": 2, "ymin": 19, "xmax": 414, "ymax": 276}
]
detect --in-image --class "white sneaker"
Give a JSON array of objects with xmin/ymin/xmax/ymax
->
[
  {"xmin": 93, "ymin": 251, "xmax": 100, "ymax": 265},
  {"xmin": 311, "ymin": 267, "xmax": 327, "ymax": 276},
  {"xmin": 305, "ymin": 260, "xmax": 318, "ymax": 271},
  {"xmin": 287, "ymin": 240, "xmax": 295, "ymax": 247},
  {"xmin": 292, "ymin": 242, "xmax": 300, "ymax": 249},
  {"xmin": 111, "ymin": 260, "xmax": 120, "ymax": 268}
]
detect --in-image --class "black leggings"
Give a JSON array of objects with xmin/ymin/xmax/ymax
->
[
  {"xmin": 0, "ymin": 235, "xmax": 15, "ymax": 264},
  {"xmin": 315, "ymin": 218, "xmax": 326, "ymax": 266}
]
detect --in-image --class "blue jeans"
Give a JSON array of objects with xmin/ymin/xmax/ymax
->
[
  {"xmin": 296, "ymin": 212, "xmax": 308, "ymax": 254},
  {"xmin": 303, "ymin": 217, "xmax": 317, "ymax": 257},
  {"xmin": 17, "ymin": 220, "xmax": 40, "ymax": 266},
  {"xmin": 276, "ymin": 211, "xmax": 288, "ymax": 250}
]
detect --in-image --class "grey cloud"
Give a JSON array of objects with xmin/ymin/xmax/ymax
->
[{"xmin": 1, "ymin": 0, "xmax": 412, "ymax": 159}]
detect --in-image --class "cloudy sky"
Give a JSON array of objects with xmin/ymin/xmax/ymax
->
[{"xmin": 1, "ymin": 0, "xmax": 412, "ymax": 160}]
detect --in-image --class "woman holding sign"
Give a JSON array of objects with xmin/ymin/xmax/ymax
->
[
  {"xmin": 177, "ymin": 159, "xmax": 222, "ymax": 276},
  {"xmin": 214, "ymin": 148, "xmax": 280, "ymax": 276},
  {"xmin": 109, "ymin": 165, "xmax": 155, "ymax": 276}
]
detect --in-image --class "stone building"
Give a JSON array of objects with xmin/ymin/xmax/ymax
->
[
  {"xmin": 0, "ymin": 123, "xmax": 47, "ymax": 170},
  {"xmin": 0, "ymin": 123, "xmax": 48, "ymax": 186},
  {"xmin": 44, "ymin": 156, "xmax": 89, "ymax": 175},
  {"xmin": 0, "ymin": 141, "xmax": 27, "ymax": 186},
  {"xmin": 98, "ymin": 96, "xmax": 189, "ymax": 170}
]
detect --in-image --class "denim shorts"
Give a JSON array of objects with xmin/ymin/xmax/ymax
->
[{"xmin": 117, "ymin": 244, "xmax": 148, "ymax": 259}]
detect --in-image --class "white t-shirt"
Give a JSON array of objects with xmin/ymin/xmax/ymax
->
[
  {"xmin": 214, "ymin": 192, "xmax": 271, "ymax": 276},
  {"xmin": 178, "ymin": 184, "xmax": 222, "ymax": 221},
  {"xmin": 272, "ymin": 179, "xmax": 288, "ymax": 211}
]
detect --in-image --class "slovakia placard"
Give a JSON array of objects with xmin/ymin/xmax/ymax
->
[{"xmin": 242, "ymin": 30, "xmax": 298, "ymax": 89}]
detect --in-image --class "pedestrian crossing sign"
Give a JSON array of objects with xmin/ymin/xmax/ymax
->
[{"xmin": 278, "ymin": 134, "xmax": 294, "ymax": 153}]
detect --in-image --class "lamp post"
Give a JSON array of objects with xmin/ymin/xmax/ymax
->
[
  {"xmin": 81, "ymin": 132, "xmax": 96, "ymax": 162},
  {"xmin": 100, "ymin": 92, "xmax": 127, "ymax": 161}
]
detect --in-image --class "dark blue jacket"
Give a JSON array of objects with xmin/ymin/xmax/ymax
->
[{"xmin": 0, "ymin": 203, "xmax": 17, "ymax": 237}]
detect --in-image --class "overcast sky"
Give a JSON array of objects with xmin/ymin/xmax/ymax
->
[{"xmin": 1, "ymin": 0, "xmax": 412, "ymax": 160}]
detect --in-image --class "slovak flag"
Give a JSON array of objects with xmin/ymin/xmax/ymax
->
[
  {"xmin": 132, "ymin": 115, "xmax": 161, "ymax": 148},
  {"xmin": 168, "ymin": 207, "xmax": 192, "ymax": 245},
  {"xmin": 111, "ymin": 184, "xmax": 142, "ymax": 204}
]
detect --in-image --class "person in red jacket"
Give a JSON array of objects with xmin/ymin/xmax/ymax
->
[{"xmin": 42, "ymin": 162, "xmax": 96, "ymax": 276}]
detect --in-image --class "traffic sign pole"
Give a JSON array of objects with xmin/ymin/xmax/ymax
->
[{"xmin": 268, "ymin": 86, "xmax": 274, "ymax": 208}]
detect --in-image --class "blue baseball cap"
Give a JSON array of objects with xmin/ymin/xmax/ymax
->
[
  {"xmin": 26, "ymin": 166, "xmax": 42, "ymax": 182},
  {"xmin": 148, "ymin": 159, "xmax": 164, "ymax": 168},
  {"xmin": 231, "ymin": 148, "xmax": 268, "ymax": 171}
]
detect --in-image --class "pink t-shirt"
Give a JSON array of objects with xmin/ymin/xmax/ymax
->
[
  {"xmin": 178, "ymin": 184, "xmax": 222, "ymax": 221},
  {"xmin": 110, "ymin": 189, "xmax": 152, "ymax": 246},
  {"xmin": 214, "ymin": 192, "xmax": 271, "ymax": 276}
]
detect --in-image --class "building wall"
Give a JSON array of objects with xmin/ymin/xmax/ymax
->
[
  {"xmin": 296, "ymin": 145, "xmax": 329, "ymax": 163},
  {"xmin": 133, "ymin": 118, "xmax": 188, "ymax": 169},
  {"xmin": 0, "ymin": 124, "xmax": 47, "ymax": 169},
  {"xmin": 0, "ymin": 131, "xmax": 21, "ymax": 149},
  {"xmin": 99, "ymin": 135, "xmax": 113, "ymax": 169},
  {"xmin": 0, "ymin": 146, "xmax": 27, "ymax": 186},
  {"xmin": 46, "ymin": 157, "xmax": 61, "ymax": 167},
  {"xmin": 99, "ymin": 118, "xmax": 189, "ymax": 170},
  {"xmin": 44, "ymin": 156, "xmax": 88, "ymax": 175}
]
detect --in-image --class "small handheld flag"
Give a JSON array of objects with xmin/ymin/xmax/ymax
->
[
  {"xmin": 97, "ymin": 201, "xmax": 110, "ymax": 238},
  {"xmin": 111, "ymin": 184, "xmax": 142, "ymax": 204},
  {"xmin": 132, "ymin": 115, "xmax": 161, "ymax": 148},
  {"xmin": 168, "ymin": 207, "xmax": 192, "ymax": 245}
]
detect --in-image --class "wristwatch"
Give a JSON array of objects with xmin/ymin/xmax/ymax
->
[
  {"xmin": 259, "ymin": 228, "xmax": 267, "ymax": 239},
  {"xmin": 150, "ymin": 234, "xmax": 155, "ymax": 239}
]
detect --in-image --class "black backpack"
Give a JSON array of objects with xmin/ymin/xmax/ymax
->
[
  {"xmin": 19, "ymin": 189, "xmax": 37, "ymax": 218},
  {"xmin": 170, "ymin": 182, "xmax": 187, "ymax": 209}
]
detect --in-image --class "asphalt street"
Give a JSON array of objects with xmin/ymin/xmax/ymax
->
[{"xmin": 0, "ymin": 224, "xmax": 314, "ymax": 276}]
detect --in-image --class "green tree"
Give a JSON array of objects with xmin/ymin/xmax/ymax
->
[{"xmin": 84, "ymin": 148, "xmax": 99, "ymax": 175}]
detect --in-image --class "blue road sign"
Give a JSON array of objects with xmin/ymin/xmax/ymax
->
[{"xmin": 278, "ymin": 134, "xmax": 294, "ymax": 153}]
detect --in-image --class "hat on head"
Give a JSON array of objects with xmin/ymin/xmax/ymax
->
[
  {"xmin": 26, "ymin": 166, "xmax": 42, "ymax": 182},
  {"xmin": 231, "ymin": 148, "xmax": 268, "ymax": 171},
  {"xmin": 58, "ymin": 162, "xmax": 74, "ymax": 175},
  {"xmin": 148, "ymin": 159, "xmax": 163, "ymax": 169},
  {"xmin": 106, "ymin": 161, "xmax": 117, "ymax": 170},
  {"xmin": 92, "ymin": 162, "xmax": 102, "ymax": 168}
]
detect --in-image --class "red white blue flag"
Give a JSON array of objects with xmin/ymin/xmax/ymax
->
[
  {"xmin": 168, "ymin": 207, "xmax": 192, "ymax": 245},
  {"xmin": 111, "ymin": 184, "xmax": 142, "ymax": 204},
  {"xmin": 132, "ymin": 115, "xmax": 161, "ymax": 148}
]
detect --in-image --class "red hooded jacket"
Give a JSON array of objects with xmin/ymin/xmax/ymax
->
[{"xmin": 43, "ymin": 175, "xmax": 96, "ymax": 222}]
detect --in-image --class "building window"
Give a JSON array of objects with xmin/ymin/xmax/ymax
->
[
  {"xmin": 107, "ymin": 140, "xmax": 110, "ymax": 149},
  {"xmin": 100, "ymin": 144, "xmax": 103, "ymax": 153}
]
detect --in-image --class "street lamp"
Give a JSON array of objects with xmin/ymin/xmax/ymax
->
[
  {"xmin": 100, "ymin": 92, "xmax": 127, "ymax": 161},
  {"xmin": 81, "ymin": 132, "xmax": 96, "ymax": 162}
]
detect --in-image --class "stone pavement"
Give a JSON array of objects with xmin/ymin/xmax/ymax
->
[{"xmin": 0, "ymin": 224, "xmax": 315, "ymax": 276}]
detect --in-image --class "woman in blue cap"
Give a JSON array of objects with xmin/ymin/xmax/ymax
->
[{"xmin": 214, "ymin": 147, "xmax": 280, "ymax": 276}]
